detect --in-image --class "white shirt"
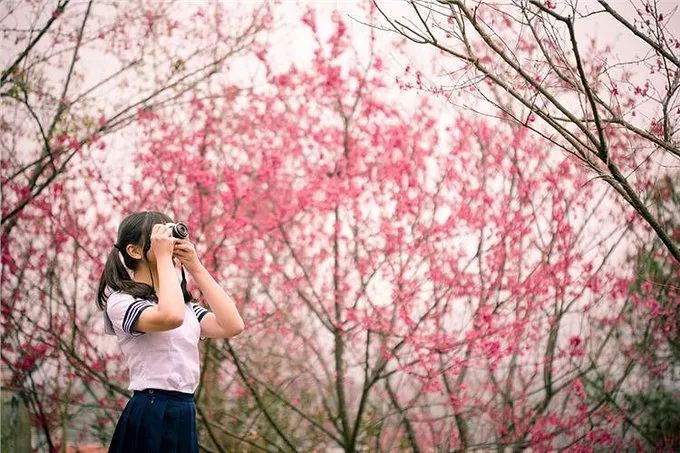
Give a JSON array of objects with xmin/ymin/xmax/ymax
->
[{"xmin": 103, "ymin": 291, "xmax": 209, "ymax": 394}]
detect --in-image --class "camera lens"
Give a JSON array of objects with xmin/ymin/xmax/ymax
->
[{"xmin": 172, "ymin": 222, "xmax": 188, "ymax": 239}]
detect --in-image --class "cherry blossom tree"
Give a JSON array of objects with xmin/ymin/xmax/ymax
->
[
  {"xmin": 370, "ymin": 0, "xmax": 680, "ymax": 262},
  {"xmin": 1, "ymin": 1, "xmax": 270, "ymax": 450},
  {"xmin": 610, "ymin": 170, "xmax": 680, "ymax": 450},
  {"xmin": 117, "ymin": 8, "xmax": 665, "ymax": 451},
  {"xmin": 1, "ymin": 0, "xmax": 268, "ymax": 235}
]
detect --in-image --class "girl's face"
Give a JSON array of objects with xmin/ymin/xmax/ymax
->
[
  {"xmin": 144, "ymin": 245, "xmax": 158, "ymax": 268},
  {"xmin": 142, "ymin": 246, "xmax": 178, "ymax": 269},
  {"xmin": 125, "ymin": 236, "xmax": 161, "ymax": 272}
]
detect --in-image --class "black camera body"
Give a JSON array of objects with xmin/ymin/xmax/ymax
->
[{"xmin": 165, "ymin": 222, "xmax": 189, "ymax": 239}]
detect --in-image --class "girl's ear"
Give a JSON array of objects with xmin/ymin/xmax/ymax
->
[{"xmin": 126, "ymin": 244, "xmax": 143, "ymax": 260}]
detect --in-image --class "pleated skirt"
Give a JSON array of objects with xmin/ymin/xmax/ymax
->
[{"xmin": 108, "ymin": 388, "xmax": 198, "ymax": 453}]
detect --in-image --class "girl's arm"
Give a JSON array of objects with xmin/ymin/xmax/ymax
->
[
  {"xmin": 190, "ymin": 264, "xmax": 245, "ymax": 336},
  {"xmin": 173, "ymin": 240, "xmax": 245, "ymax": 337},
  {"xmin": 136, "ymin": 224, "xmax": 186, "ymax": 332},
  {"xmin": 155, "ymin": 253, "xmax": 186, "ymax": 322}
]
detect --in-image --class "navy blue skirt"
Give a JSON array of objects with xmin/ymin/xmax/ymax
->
[{"xmin": 108, "ymin": 388, "xmax": 198, "ymax": 453}]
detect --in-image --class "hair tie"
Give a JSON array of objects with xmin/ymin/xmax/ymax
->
[{"xmin": 113, "ymin": 243, "xmax": 122, "ymax": 251}]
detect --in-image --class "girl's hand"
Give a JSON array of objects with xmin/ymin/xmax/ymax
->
[
  {"xmin": 173, "ymin": 239, "xmax": 202, "ymax": 273},
  {"xmin": 150, "ymin": 224, "xmax": 176, "ymax": 260}
]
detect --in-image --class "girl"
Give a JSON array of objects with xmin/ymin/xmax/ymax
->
[{"xmin": 97, "ymin": 211, "xmax": 245, "ymax": 453}]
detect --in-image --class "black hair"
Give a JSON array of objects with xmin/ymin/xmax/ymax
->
[{"xmin": 96, "ymin": 211, "xmax": 194, "ymax": 311}]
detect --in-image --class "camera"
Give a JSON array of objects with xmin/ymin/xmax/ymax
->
[{"xmin": 165, "ymin": 221, "xmax": 189, "ymax": 239}]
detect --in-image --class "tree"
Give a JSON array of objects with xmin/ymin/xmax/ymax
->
[
  {"xmin": 121, "ymin": 8, "xmax": 659, "ymax": 451},
  {"xmin": 370, "ymin": 0, "xmax": 680, "ymax": 262},
  {"xmin": 0, "ymin": 1, "xmax": 270, "ymax": 450},
  {"xmin": 616, "ymin": 171, "xmax": 679, "ymax": 450},
  {"xmin": 1, "ymin": 0, "xmax": 267, "ymax": 235}
]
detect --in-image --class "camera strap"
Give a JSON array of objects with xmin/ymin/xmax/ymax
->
[{"xmin": 180, "ymin": 265, "xmax": 189, "ymax": 298}]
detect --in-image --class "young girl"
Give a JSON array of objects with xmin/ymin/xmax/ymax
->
[{"xmin": 97, "ymin": 211, "xmax": 245, "ymax": 452}]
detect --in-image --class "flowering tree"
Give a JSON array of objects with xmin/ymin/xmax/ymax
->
[
  {"xmin": 1, "ymin": 1, "xmax": 269, "ymax": 450},
  {"xmin": 611, "ymin": 171, "xmax": 680, "ymax": 450},
  {"xmin": 1, "ymin": 0, "xmax": 267, "ymax": 235},
  {"xmin": 118, "ymin": 8, "xmax": 666, "ymax": 451},
  {"xmin": 371, "ymin": 0, "xmax": 680, "ymax": 262}
]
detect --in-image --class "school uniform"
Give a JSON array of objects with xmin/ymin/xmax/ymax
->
[{"xmin": 103, "ymin": 290, "xmax": 210, "ymax": 453}]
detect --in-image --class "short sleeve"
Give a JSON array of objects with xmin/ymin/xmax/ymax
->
[
  {"xmin": 105, "ymin": 292, "xmax": 155, "ymax": 336},
  {"xmin": 190, "ymin": 302, "xmax": 209, "ymax": 322}
]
